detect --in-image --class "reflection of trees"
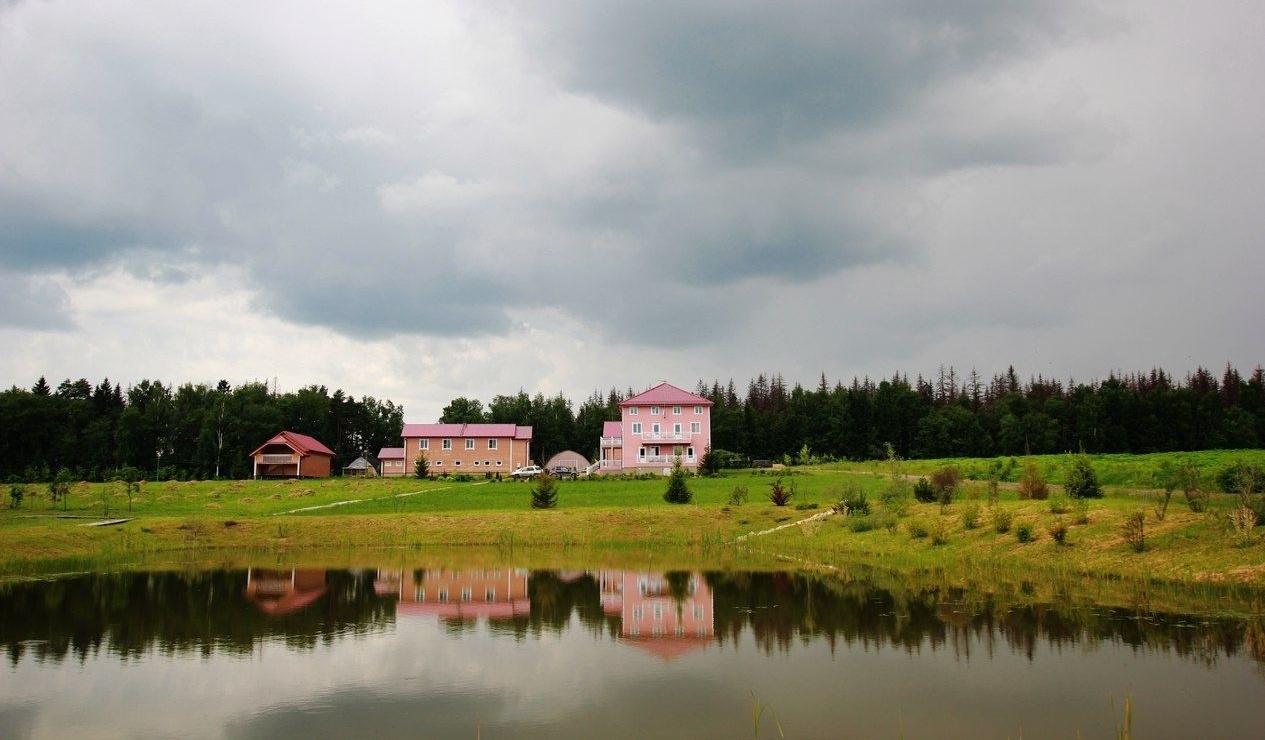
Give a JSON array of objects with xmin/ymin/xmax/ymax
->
[
  {"xmin": 486, "ymin": 571, "xmax": 620, "ymax": 641},
  {"xmin": 0, "ymin": 571, "xmax": 394, "ymax": 665},
  {"xmin": 703, "ymin": 571, "xmax": 1259, "ymax": 666}
]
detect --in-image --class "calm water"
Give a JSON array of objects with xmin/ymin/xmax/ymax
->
[{"xmin": 2, "ymin": 564, "xmax": 1264, "ymax": 739}]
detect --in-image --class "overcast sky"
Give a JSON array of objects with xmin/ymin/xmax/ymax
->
[{"xmin": 1, "ymin": 1, "xmax": 1262, "ymax": 419}]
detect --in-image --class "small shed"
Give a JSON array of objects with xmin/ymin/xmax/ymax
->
[
  {"xmin": 378, "ymin": 447, "xmax": 405, "ymax": 477},
  {"xmin": 250, "ymin": 430, "xmax": 335, "ymax": 479},
  {"xmin": 342, "ymin": 456, "xmax": 377, "ymax": 477},
  {"xmin": 544, "ymin": 450, "xmax": 590, "ymax": 472}
]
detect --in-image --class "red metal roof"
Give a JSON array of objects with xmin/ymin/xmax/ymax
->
[
  {"xmin": 248, "ymin": 430, "xmax": 335, "ymax": 458},
  {"xmin": 602, "ymin": 421, "xmax": 622, "ymax": 437},
  {"xmin": 377, "ymin": 447, "xmax": 404, "ymax": 460},
  {"xmin": 619, "ymin": 382, "xmax": 712, "ymax": 408},
  {"xmin": 402, "ymin": 423, "xmax": 533, "ymax": 440}
]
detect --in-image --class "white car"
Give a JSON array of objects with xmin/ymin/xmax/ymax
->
[{"xmin": 510, "ymin": 465, "xmax": 543, "ymax": 479}]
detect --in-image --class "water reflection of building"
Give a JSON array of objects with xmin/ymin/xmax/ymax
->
[
  {"xmin": 244, "ymin": 569, "xmax": 328, "ymax": 616},
  {"xmin": 375, "ymin": 569, "xmax": 531, "ymax": 620},
  {"xmin": 598, "ymin": 571, "xmax": 713, "ymax": 661}
]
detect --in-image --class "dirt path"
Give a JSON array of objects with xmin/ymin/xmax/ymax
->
[{"xmin": 275, "ymin": 482, "xmax": 487, "ymax": 515}]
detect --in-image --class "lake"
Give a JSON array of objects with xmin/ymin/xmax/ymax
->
[{"xmin": 2, "ymin": 561, "xmax": 1263, "ymax": 738}]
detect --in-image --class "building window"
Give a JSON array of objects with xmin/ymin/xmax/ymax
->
[
  {"xmin": 438, "ymin": 588, "xmax": 448, "ymax": 603},
  {"xmin": 473, "ymin": 460, "xmax": 480, "ymax": 466},
  {"xmin": 434, "ymin": 460, "xmax": 442, "ymax": 466},
  {"xmin": 628, "ymin": 406, "xmax": 637, "ymax": 416},
  {"xmin": 488, "ymin": 438, "xmax": 498, "ymax": 450},
  {"xmin": 652, "ymin": 423, "xmax": 660, "ymax": 435},
  {"xmin": 691, "ymin": 422, "xmax": 701, "ymax": 434},
  {"xmin": 632, "ymin": 422, "xmax": 642, "ymax": 434},
  {"xmin": 420, "ymin": 439, "xmax": 429, "ymax": 450},
  {"xmin": 454, "ymin": 461, "xmax": 461, "ymax": 467},
  {"xmin": 442, "ymin": 438, "xmax": 452, "ymax": 450},
  {"xmin": 633, "ymin": 605, "xmax": 643, "ymax": 620},
  {"xmin": 694, "ymin": 604, "xmax": 704, "ymax": 619},
  {"xmin": 653, "ymin": 603, "xmax": 663, "ymax": 620},
  {"xmin": 687, "ymin": 446, "xmax": 694, "ymax": 460},
  {"xmin": 638, "ymin": 447, "xmax": 646, "ymax": 461},
  {"xmin": 673, "ymin": 423, "xmax": 682, "ymax": 436},
  {"xmin": 673, "ymin": 405, "xmax": 681, "ymax": 415},
  {"xmin": 465, "ymin": 438, "xmax": 475, "ymax": 450},
  {"xmin": 485, "ymin": 587, "xmax": 496, "ymax": 601},
  {"xmin": 496, "ymin": 460, "xmax": 502, "ymax": 466},
  {"xmin": 461, "ymin": 587, "xmax": 472, "ymax": 602},
  {"xmin": 694, "ymin": 405, "xmax": 703, "ymax": 415},
  {"xmin": 651, "ymin": 405, "xmax": 660, "ymax": 415}
]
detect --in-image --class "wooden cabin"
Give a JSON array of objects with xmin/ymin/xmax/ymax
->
[{"xmin": 249, "ymin": 430, "xmax": 334, "ymax": 478}]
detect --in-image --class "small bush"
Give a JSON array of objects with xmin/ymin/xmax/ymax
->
[
  {"xmin": 530, "ymin": 470, "xmax": 559, "ymax": 509},
  {"xmin": 930, "ymin": 518, "xmax": 950, "ymax": 546},
  {"xmin": 1064, "ymin": 454, "xmax": 1103, "ymax": 499},
  {"xmin": 907, "ymin": 520, "xmax": 930, "ymax": 539},
  {"xmin": 1048, "ymin": 518, "xmax": 1069, "ymax": 545},
  {"xmin": 663, "ymin": 457, "xmax": 693, "ymax": 504},
  {"xmin": 1048, "ymin": 493, "xmax": 1069, "ymax": 515},
  {"xmin": 913, "ymin": 478, "xmax": 936, "ymax": 504},
  {"xmin": 1217, "ymin": 462, "xmax": 1265, "ymax": 494},
  {"xmin": 7, "ymin": 479, "xmax": 23, "ymax": 509},
  {"xmin": 930, "ymin": 467, "xmax": 961, "ymax": 513},
  {"xmin": 768, "ymin": 477, "xmax": 795, "ymax": 507},
  {"xmin": 992, "ymin": 507, "xmax": 1014, "ymax": 534},
  {"xmin": 1018, "ymin": 460, "xmax": 1048, "ymax": 500},
  {"xmin": 835, "ymin": 485, "xmax": 870, "ymax": 516},
  {"xmin": 880, "ymin": 513, "xmax": 900, "ymax": 534},
  {"xmin": 1228, "ymin": 507, "xmax": 1258, "ymax": 547},
  {"xmin": 1122, "ymin": 511, "xmax": 1146, "ymax": 552},
  {"xmin": 960, "ymin": 502, "xmax": 982, "ymax": 530},
  {"xmin": 1074, "ymin": 497, "xmax": 1090, "ymax": 525},
  {"xmin": 1015, "ymin": 522, "xmax": 1036, "ymax": 543},
  {"xmin": 727, "ymin": 485, "xmax": 749, "ymax": 507},
  {"xmin": 985, "ymin": 472, "xmax": 1001, "ymax": 507},
  {"xmin": 453, "ymin": 473, "xmax": 474, "ymax": 482}
]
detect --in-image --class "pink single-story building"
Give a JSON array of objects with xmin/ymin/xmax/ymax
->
[
  {"xmin": 378, "ymin": 447, "xmax": 405, "ymax": 477},
  {"xmin": 598, "ymin": 381, "xmax": 712, "ymax": 474}
]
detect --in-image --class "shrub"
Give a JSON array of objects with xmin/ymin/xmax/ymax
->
[
  {"xmin": 1048, "ymin": 518, "xmax": 1069, "ymax": 545},
  {"xmin": 992, "ymin": 507, "xmax": 1014, "ymax": 534},
  {"xmin": 1015, "ymin": 522, "xmax": 1036, "ymax": 543},
  {"xmin": 930, "ymin": 466, "xmax": 961, "ymax": 508},
  {"xmin": 1228, "ymin": 507, "xmax": 1258, "ymax": 547},
  {"xmin": 835, "ymin": 485, "xmax": 870, "ymax": 516},
  {"xmin": 662, "ymin": 457, "xmax": 693, "ymax": 504},
  {"xmin": 907, "ymin": 520, "xmax": 930, "ymax": 539},
  {"xmin": 1217, "ymin": 462, "xmax": 1265, "ymax": 495},
  {"xmin": 414, "ymin": 453, "xmax": 429, "ymax": 479},
  {"xmin": 1152, "ymin": 461, "xmax": 1176, "ymax": 521},
  {"xmin": 1048, "ymin": 493, "xmax": 1069, "ymax": 515},
  {"xmin": 727, "ymin": 485, "xmax": 749, "ymax": 507},
  {"xmin": 1122, "ymin": 511, "xmax": 1146, "ymax": 553},
  {"xmin": 47, "ymin": 470, "xmax": 72, "ymax": 510},
  {"xmin": 768, "ymin": 477, "xmax": 794, "ymax": 507},
  {"xmin": 930, "ymin": 518, "xmax": 950, "ymax": 546},
  {"xmin": 1074, "ymin": 497, "xmax": 1090, "ymax": 525},
  {"xmin": 960, "ymin": 502, "xmax": 982, "ymax": 530},
  {"xmin": 1018, "ymin": 460, "xmax": 1048, "ymax": 500},
  {"xmin": 1064, "ymin": 455, "xmax": 1103, "ymax": 499},
  {"xmin": 8, "ymin": 479, "xmax": 23, "ymax": 509},
  {"xmin": 453, "ymin": 473, "xmax": 474, "ymax": 483},
  {"xmin": 1180, "ymin": 460, "xmax": 1210, "ymax": 513},
  {"xmin": 530, "ymin": 470, "xmax": 559, "ymax": 509},
  {"xmin": 985, "ymin": 471, "xmax": 1001, "ymax": 507},
  {"xmin": 879, "ymin": 513, "xmax": 900, "ymax": 534},
  {"xmin": 112, "ymin": 466, "xmax": 142, "ymax": 512},
  {"xmin": 913, "ymin": 478, "xmax": 936, "ymax": 504}
]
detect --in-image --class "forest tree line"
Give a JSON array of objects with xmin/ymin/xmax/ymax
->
[
  {"xmin": 1, "ymin": 364, "xmax": 1261, "ymax": 481},
  {"xmin": 439, "ymin": 365, "xmax": 1265, "ymax": 465},
  {"xmin": 0, "ymin": 378, "xmax": 402, "ymax": 481}
]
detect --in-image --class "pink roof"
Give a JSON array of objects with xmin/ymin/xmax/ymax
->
[
  {"xmin": 249, "ymin": 430, "xmax": 335, "ymax": 458},
  {"xmin": 401, "ymin": 423, "xmax": 533, "ymax": 440},
  {"xmin": 377, "ymin": 447, "xmax": 404, "ymax": 460},
  {"xmin": 620, "ymin": 382, "xmax": 712, "ymax": 408},
  {"xmin": 602, "ymin": 421, "xmax": 622, "ymax": 437}
]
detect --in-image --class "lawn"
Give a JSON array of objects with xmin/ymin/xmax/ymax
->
[{"xmin": 2, "ymin": 460, "xmax": 1264, "ymax": 589}]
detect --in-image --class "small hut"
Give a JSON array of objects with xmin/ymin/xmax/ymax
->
[
  {"xmin": 249, "ymin": 431, "xmax": 334, "ymax": 479},
  {"xmin": 544, "ymin": 450, "xmax": 590, "ymax": 473},
  {"xmin": 342, "ymin": 456, "xmax": 377, "ymax": 477}
]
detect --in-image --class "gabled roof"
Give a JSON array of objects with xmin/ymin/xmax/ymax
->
[
  {"xmin": 377, "ymin": 447, "xmax": 404, "ymax": 460},
  {"xmin": 402, "ymin": 423, "xmax": 533, "ymax": 440},
  {"xmin": 343, "ymin": 456, "xmax": 373, "ymax": 469},
  {"xmin": 619, "ymin": 382, "xmax": 712, "ymax": 408},
  {"xmin": 249, "ymin": 430, "xmax": 335, "ymax": 458},
  {"xmin": 602, "ymin": 421, "xmax": 622, "ymax": 438}
]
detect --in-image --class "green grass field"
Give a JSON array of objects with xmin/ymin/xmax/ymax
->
[{"xmin": 2, "ymin": 455, "xmax": 1264, "ymax": 588}]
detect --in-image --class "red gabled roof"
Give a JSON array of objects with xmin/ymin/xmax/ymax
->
[
  {"xmin": 602, "ymin": 421, "xmax": 622, "ymax": 437},
  {"xmin": 377, "ymin": 447, "xmax": 404, "ymax": 460},
  {"xmin": 402, "ymin": 423, "xmax": 533, "ymax": 440},
  {"xmin": 249, "ymin": 430, "xmax": 335, "ymax": 458},
  {"xmin": 620, "ymin": 382, "xmax": 712, "ymax": 408}
]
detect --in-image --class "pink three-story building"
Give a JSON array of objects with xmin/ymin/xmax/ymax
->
[{"xmin": 599, "ymin": 381, "xmax": 712, "ymax": 474}]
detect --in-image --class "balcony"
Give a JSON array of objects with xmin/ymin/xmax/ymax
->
[
  {"xmin": 636, "ymin": 431, "xmax": 697, "ymax": 442},
  {"xmin": 260, "ymin": 454, "xmax": 297, "ymax": 464},
  {"xmin": 599, "ymin": 459, "xmax": 623, "ymax": 469},
  {"xmin": 639, "ymin": 455, "xmax": 696, "ymax": 465},
  {"xmin": 600, "ymin": 436, "xmax": 623, "ymax": 446}
]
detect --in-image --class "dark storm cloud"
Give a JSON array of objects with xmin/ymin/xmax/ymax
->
[{"xmin": 0, "ymin": 0, "xmax": 1109, "ymax": 346}]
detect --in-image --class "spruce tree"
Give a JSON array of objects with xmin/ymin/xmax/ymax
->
[
  {"xmin": 663, "ymin": 456, "xmax": 692, "ymax": 504},
  {"xmin": 531, "ymin": 469, "xmax": 559, "ymax": 509}
]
